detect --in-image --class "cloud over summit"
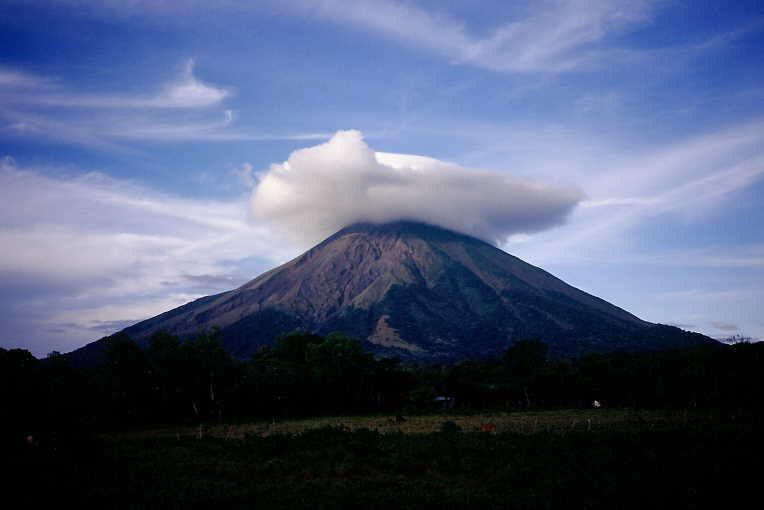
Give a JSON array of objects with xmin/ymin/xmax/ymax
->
[{"xmin": 250, "ymin": 130, "xmax": 582, "ymax": 244}]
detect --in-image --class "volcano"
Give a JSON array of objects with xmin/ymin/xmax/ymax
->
[{"xmin": 73, "ymin": 221, "xmax": 713, "ymax": 362}]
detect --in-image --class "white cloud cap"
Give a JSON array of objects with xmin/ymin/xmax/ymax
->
[{"xmin": 251, "ymin": 130, "xmax": 582, "ymax": 244}]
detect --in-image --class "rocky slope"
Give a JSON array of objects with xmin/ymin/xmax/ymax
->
[{"xmin": 72, "ymin": 221, "xmax": 714, "ymax": 362}]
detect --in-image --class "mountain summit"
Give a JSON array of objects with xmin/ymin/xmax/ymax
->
[{"xmin": 76, "ymin": 221, "xmax": 712, "ymax": 361}]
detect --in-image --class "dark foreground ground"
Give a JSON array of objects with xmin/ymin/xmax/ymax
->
[{"xmin": 5, "ymin": 412, "xmax": 762, "ymax": 509}]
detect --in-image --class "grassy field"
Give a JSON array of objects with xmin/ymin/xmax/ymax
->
[
  {"xmin": 7, "ymin": 410, "xmax": 761, "ymax": 509},
  {"xmin": 113, "ymin": 408, "xmax": 712, "ymax": 439}
]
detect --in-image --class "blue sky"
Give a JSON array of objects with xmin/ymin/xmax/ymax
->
[{"xmin": 1, "ymin": 0, "xmax": 763, "ymax": 356}]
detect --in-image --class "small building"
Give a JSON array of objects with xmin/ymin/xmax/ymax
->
[{"xmin": 434, "ymin": 396, "xmax": 456, "ymax": 410}]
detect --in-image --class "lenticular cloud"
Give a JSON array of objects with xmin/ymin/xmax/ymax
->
[{"xmin": 251, "ymin": 130, "xmax": 582, "ymax": 245}]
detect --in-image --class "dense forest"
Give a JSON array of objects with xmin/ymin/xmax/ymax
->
[{"xmin": 2, "ymin": 330, "xmax": 762, "ymax": 446}]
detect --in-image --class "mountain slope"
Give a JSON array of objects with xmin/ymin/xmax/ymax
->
[{"xmin": 74, "ymin": 221, "xmax": 714, "ymax": 362}]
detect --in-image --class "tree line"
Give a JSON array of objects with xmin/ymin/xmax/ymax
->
[{"xmin": 2, "ymin": 329, "xmax": 762, "ymax": 442}]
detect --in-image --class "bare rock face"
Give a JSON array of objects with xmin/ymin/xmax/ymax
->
[{"xmin": 76, "ymin": 221, "xmax": 714, "ymax": 362}]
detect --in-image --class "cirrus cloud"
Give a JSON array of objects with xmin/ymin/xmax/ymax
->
[
  {"xmin": 0, "ymin": 156, "xmax": 295, "ymax": 355},
  {"xmin": 250, "ymin": 130, "xmax": 582, "ymax": 244}
]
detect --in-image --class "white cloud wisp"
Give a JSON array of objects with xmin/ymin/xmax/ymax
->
[
  {"xmin": 0, "ymin": 157, "xmax": 294, "ymax": 355},
  {"xmin": 288, "ymin": 0, "xmax": 652, "ymax": 73},
  {"xmin": 28, "ymin": 59, "xmax": 229, "ymax": 109}
]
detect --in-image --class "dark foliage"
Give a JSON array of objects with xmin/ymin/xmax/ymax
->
[{"xmin": 1, "ymin": 334, "xmax": 762, "ymax": 443}]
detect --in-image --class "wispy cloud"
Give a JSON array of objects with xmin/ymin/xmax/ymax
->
[
  {"xmin": 711, "ymin": 321, "xmax": 739, "ymax": 332},
  {"xmin": 106, "ymin": 110, "xmax": 332, "ymax": 142},
  {"xmin": 0, "ymin": 157, "xmax": 297, "ymax": 354},
  {"xmin": 287, "ymin": 0, "xmax": 764, "ymax": 77},
  {"xmin": 15, "ymin": 0, "xmax": 655, "ymax": 74},
  {"xmin": 234, "ymin": 162, "xmax": 255, "ymax": 187},
  {"xmin": 0, "ymin": 107, "xmax": 130, "ymax": 152},
  {"xmin": 12, "ymin": 0, "xmax": 760, "ymax": 77},
  {"xmin": 4, "ymin": 59, "xmax": 228, "ymax": 109},
  {"xmin": 575, "ymin": 92, "xmax": 622, "ymax": 113},
  {"xmin": 653, "ymin": 288, "xmax": 764, "ymax": 302},
  {"xmin": 0, "ymin": 60, "xmax": 331, "ymax": 146},
  {"xmin": 0, "ymin": 66, "xmax": 49, "ymax": 88},
  {"xmin": 286, "ymin": 0, "xmax": 653, "ymax": 73},
  {"xmin": 503, "ymin": 118, "xmax": 764, "ymax": 265},
  {"xmin": 617, "ymin": 245, "xmax": 764, "ymax": 270}
]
